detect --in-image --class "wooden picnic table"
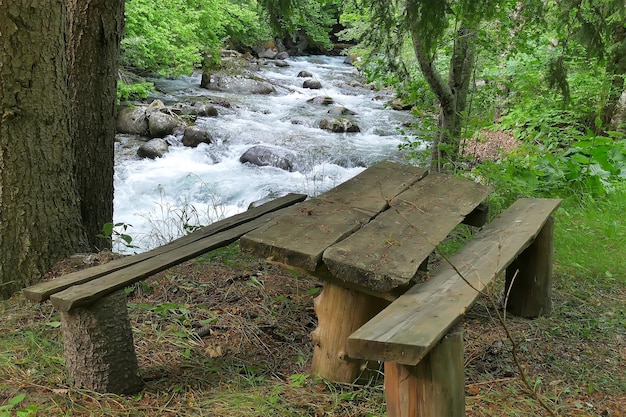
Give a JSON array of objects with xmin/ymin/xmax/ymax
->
[{"xmin": 240, "ymin": 161, "xmax": 492, "ymax": 383}]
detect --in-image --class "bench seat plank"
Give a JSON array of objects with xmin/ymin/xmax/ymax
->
[
  {"xmin": 240, "ymin": 163, "xmax": 427, "ymax": 271},
  {"xmin": 323, "ymin": 174, "xmax": 491, "ymax": 292},
  {"xmin": 347, "ymin": 198, "xmax": 561, "ymax": 365},
  {"xmin": 48, "ymin": 209, "xmax": 297, "ymax": 312},
  {"xmin": 23, "ymin": 193, "xmax": 307, "ymax": 303}
]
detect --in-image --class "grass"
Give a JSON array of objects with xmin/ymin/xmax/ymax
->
[{"xmin": 1, "ymin": 187, "xmax": 625, "ymax": 416}]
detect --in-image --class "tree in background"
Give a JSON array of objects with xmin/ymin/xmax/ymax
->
[
  {"xmin": 547, "ymin": 1, "xmax": 626, "ymax": 131},
  {"xmin": 0, "ymin": 0, "xmax": 124, "ymax": 298},
  {"xmin": 339, "ymin": 0, "xmax": 523, "ymax": 172}
]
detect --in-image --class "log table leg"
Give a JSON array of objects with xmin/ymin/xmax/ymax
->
[
  {"xmin": 505, "ymin": 216, "xmax": 554, "ymax": 318},
  {"xmin": 60, "ymin": 290, "xmax": 144, "ymax": 394},
  {"xmin": 384, "ymin": 325, "xmax": 465, "ymax": 417},
  {"xmin": 310, "ymin": 282, "xmax": 387, "ymax": 383}
]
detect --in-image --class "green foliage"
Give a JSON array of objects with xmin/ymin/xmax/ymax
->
[
  {"xmin": 0, "ymin": 394, "xmax": 38, "ymax": 417},
  {"xmin": 258, "ymin": 0, "xmax": 339, "ymax": 52},
  {"xmin": 555, "ymin": 186, "xmax": 626, "ymax": 284},
  {"xmin": 122, "ymin": 0, "xmax": 270, "ymax": 77},
  {"xmin": 472, "ymin": 134, "xmax": 625, "ymax": 213},
  {"xmin": 116, "ymin": 80, "xmax": 154, "ymax": 103},
  {"xmin": 97, "ymin": 222, "xmax": 139, "ymax": 253}
]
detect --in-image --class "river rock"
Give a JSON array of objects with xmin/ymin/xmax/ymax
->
[
  {"xmin": 343, "ymin": 54, "xmax": 360, "ymax": 65},
  {"xmin": 171, "ymin": 102, "xmax": 218, "ymax": 118},
  {"xmin": 388, "ymin": 98, "xmax": 413, "ymax": 111},
  {"xmin": 328, "ymin": 106, "xmax": 357, "ymax": 116},
  {"xmin": 116, "ymin": 106, "xmax": 149, "ymax": 136},
  {"xmin": 275, "ymin": 60, "xmax": 290, "ymax": 67},
  {"xmin": 183, "ymin": 126, "xmax": 213, "ymax": 147},
  {"xmin": 303, "ymin": 79, "xmax": 322, "ymax": 89},
  {"xmin": 209, "ymin": 74, "xmax": 275, "ymax": 95},
  {"xmin": 239, "ymin": 145, "xmax": 295, "ymax": 171},
  {"xmin": 319, "ymin": 117, "xmax": 361, "ymax": 133},
  {"xmin": 148, "ymin": 111, "xmax": 182, "ymax": 138},
  {"xmin": 297, "ymin": 70, "xmax": 313, "ymax": 78},
  {"xmin": 137, "ymin": 138, "xmax": 169, "ymax": 159},
  {"xmin": 276, "ymin": 51, "xmax": 290, "ymax": 60},
  {"xmin": 307, "ymin": 96, "xmax": 335, "ymax": 105}
]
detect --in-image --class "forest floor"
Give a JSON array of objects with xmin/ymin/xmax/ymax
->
[{"xmin": 1, "ymin": 242, "xmax": 624, "ymax": 417}]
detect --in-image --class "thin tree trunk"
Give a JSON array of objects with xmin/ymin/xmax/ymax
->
[
  {"xmin": 408, "ymin": 18, "xmax": 476, "ymax": 172},
  {"xmin": 67, "ymin": 0, "xmax": 125, "ymax": 251},
  {"xmin": 0, "ymin": 0, "xmax": 87, "ymax": 298}
]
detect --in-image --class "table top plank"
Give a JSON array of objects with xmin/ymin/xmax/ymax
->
[
  {"xmin": 240, "ymin": 162, "xmax": 428, "ymax": 271},
  {"xmin": 323, "ymin": 174, "xmax": 492, "ymax": 291},
  {"xmin": 317, "ymin": 161, "xmax": 427, "ymax": 214}
]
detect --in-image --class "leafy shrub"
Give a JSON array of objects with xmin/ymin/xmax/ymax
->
[
  {"xmin": 116, "ymin": 80, "xmax": 154, "ymax": 103},
  {"xmin": 122, "ymin": 0, "xmax": 269, "ymax": 77}
]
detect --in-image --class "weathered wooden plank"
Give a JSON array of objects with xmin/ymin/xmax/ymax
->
[
  {"xmin": 240, "ymin": 198, "xmax": 371, "ymax": 271},
  {"xmin": 347, "ymin": 198, "xmax": 561, "ymax": 365},
  {"xmin": 323, "ymin": 174, "xmax": 492, "ymax": 292},
  {"xmin": 23, "ymin": 193, "xmax": 306, "ymax": 302},
  {"xmin": 318, "ymin": 161, "xmax": 427, "ymax": 215},
  {"xmin": 384, "ymin": 325, "xmax": 464, "ymax": 417},
  {"xmin": 240, "ymin": 162, "xmax": 427, "ymax": 271},
  {"xmin": 49, "ymin": 209, "xmax": 295, "ymax": 312}
]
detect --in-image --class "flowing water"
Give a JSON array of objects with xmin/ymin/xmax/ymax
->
[{"xmin": 114, "ymin": 55, "xmax": 419, "ymax": 251}]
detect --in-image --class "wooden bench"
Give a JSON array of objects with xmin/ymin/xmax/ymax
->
[
  {"xmin": 346, "ymin": 198, "xmax": 562, "ymax": 417},
  {"xmin": 22, "ymin": 193, "xmax": 306, "ymax": 394}
]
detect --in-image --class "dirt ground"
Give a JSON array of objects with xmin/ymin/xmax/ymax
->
[{"xmin": 3, "ymin": 246, "xmax": 624, "ymax": 416}]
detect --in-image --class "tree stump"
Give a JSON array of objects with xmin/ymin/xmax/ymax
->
[
  {"xmin": 505, "ymin": 216, "xmax": 554, "ymax": 318},
  {"xmin": 60, "ymin": 290, "xmax": 144, "ymax": 394},
  {"xmin": 310, "ymin": 282, "xmax": 387, "ymax": 383},
  {"xmin": 384, "ymin": 325, "xmax": 465, "ymax": 417}
]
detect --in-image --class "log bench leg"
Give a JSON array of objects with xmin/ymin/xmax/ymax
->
[
  {"xmin": 505, "ymin": 216, "xmax": 554, "ymax": 318},
  {"xmin": 310, "ymin": 282, "xmax": 387, "ymax": 383},
  {"xmin": 384, "ymin": 325, "xmax": 465, "ymax": 417},
  {"xmin": 59, "ymin": 290, "xmax": 144, "ymax": 394}
]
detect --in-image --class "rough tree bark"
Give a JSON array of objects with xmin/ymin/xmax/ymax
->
[
  {"xmin": 60, "ymin": 290, "xmax": 144, "ymax": 394},
  {"xmin": 0, "ymin": 1, "xmax": 88, "ymax": 298},
  {"xmin": 67, "ymin": 0, "xmax": 125, "ymax": 251}
]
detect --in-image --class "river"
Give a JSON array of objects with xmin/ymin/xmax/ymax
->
[{"xmin": 113, "ymin": 55, "xmax": 419, "ymax": 252}]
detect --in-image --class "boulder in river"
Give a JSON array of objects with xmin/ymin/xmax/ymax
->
[
  {"xmin": 328, "ymin": 106, "xmax": 357, "ymax": 116},
  {"xmin": 116, "ymin": 105, "xmax": 149, "ymax": 136},
  {"xmin": 208, "ymin": 74, "xmax": 275, "ymax": 95},
  {"xmin": 148, "ymin": 111, "xmax": 182, "ymax": 138},
  {"xmin": 307, "ymin": 96, "xmax": 335, "ymax": 105},
  {"xmin": 182, "ymin": 126, "xmax": 213, "ymax": 147},
  {"xmin": 239, "ymin": 145, "xmax": 296, "ymax": 171},
  {"xmin": 303, "ymin": 79, "xmax": 322, "ymax": 89},
  {"xmin": 319, "ymin": 117, "xmax": 361, "ymax": 133},
  {"xmin": 171, "ymin": 102, "xmax": 219, "ymax": 118},
  {"xmin": 137, "ymin": 138, "xmax": 169, "ymax": 159},
  {"xmin": 297, "ymin": 70, "xmax": 314, "ymax": 78}
]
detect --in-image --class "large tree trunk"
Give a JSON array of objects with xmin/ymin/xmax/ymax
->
[
  {"xmin": 0, "ymin": 1, "xmax": 88, "ymax": 298},
  {"xmin": 67, "ymin": 0, "xmax": 125, "ymax": 251}
]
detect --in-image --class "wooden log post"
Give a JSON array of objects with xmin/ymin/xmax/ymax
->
[
  {"xmin": 505, "ymin": 216, "xmax": 554, "ymax": 318},
  {"xmin": 384, "ymin": 325, "xmax": 465, "ymax": 417},
  {"xmin": 310, "ymin": 282, "xmax": 387, "ymax": 383},
  {"xmin": 59, "ymin": 290, "xmax": 144, "ymax": 394}
]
